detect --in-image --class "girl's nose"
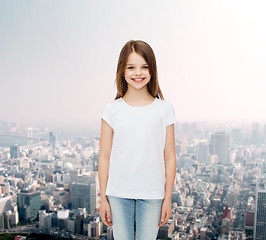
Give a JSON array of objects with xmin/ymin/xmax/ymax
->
[{"xmin": 135, "ymin": 68, "xmax": 141, "ymax": 75}]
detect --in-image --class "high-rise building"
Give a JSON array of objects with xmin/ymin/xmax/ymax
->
[
  {"xmin": 210, "ymin": 132, "xmax": 229, "ymax": 164},
  {"xmin": 39, "ymin": 210, "xmax": 53, "ymax": 232},
  {"xmin": 0, "ymin": 196, "xmax": 12, "ymax": 214},
  {"xmin": 0, "ymin": 198, "xmax": 18, "ymax": 229},
  {"xmin": 17, "ymin": 189, "xmax": 41, "ymax": 221},
  {"xmin": 10, "ymin": 144, "xmax": 20, "ymax": 159},
  {"xmin": 251, "ymin": 123, "xmax": 261, "ymax": 146},
  {"xmin": 196, "ymin": 142, "xmax": 209, "ymax": 163},
  {"xmin": 254, "ymin": 181, "xmax": 266, "ymax": 239},
  {"xmin": 70, "ymin": 169, "xmax": 80, "ymax": 183},
  {"xmin": 57, "ymin": 209, "xmax": 69, "ymax": 231},
  {"xmin": 70, "ymin": 182, "xmax": 96, "ymax": 214},
  {"xmin": 49, "ymin": 132, "xmax": 57, "ymax": 149}
]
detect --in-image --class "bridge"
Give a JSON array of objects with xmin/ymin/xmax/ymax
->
[{"xmin": 0, "ymin": 134, "xmax": 42, "ymax": 141}]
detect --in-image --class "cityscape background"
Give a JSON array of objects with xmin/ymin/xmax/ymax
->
[
  {"xmin": 1, "ymin": 0, "xmax": 266, "ymax": 239},
  {"xmin": 1, "ymin": 120, "xmax": 266, "ymax": 239}
]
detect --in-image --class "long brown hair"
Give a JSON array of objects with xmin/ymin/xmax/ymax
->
[{"xmin": 114, "ymin": 40, "xmax": 165, "ymax": 100}]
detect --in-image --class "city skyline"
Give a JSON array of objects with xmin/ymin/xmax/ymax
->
[
  {"xmin": 1, "ymin": 118, "xmax": 265, "ymax": 238},
  {"xmin": 1, "ymin": 0, "xmax": 266, "ymax": 135}
]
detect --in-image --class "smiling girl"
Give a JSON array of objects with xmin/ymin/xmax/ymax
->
[{"xmin": 98, "ymin": 40, "xmax": 176, "ymax": 240}]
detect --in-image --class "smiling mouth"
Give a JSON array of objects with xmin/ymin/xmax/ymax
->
[{"xmin": 132, "ymin": 78, "xmax": 145, "ymax": 82}]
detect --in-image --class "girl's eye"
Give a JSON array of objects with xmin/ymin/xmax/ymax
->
[{"xmin": 127, "ymin": 66, "xmax": 148, "ymax": 70}]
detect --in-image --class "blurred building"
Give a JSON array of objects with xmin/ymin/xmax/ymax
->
[
  {"xmin": 0, "ymin": 197, "xmax": 18, "ymax": 229},
  {"xmin": 57, "ymin": 209, "xmax": 69, "ymax": 230},
  {"xmin": 251, "ymin": 123, "xmax": 261, "ymax": 146},
  {"xmin": 254, "ymin": 181, "xmax": 266, "ymax": 239},
  {"xmin": 17, "ymin": 189, "xmax": 41, "ymax": 221},
  {"xmin": 196, "ymin": 142, "xmax": 209, "ymax": 164},
  {"xmin": 39, "ymin": 210, "xmax": 55, "ymax": 232},
  {"xmin": 0, "ymin": 196, "xmax": 12, "ymax": 214},
  {"xmin": 70, "ymin": 182, "xmax": 96, "ymax": 214},
  {"xmin": 210, "ymin": 132, "xmax": 229, "ymax": 164},
  {"xmin": 49, "ymin": 132, "xmax": 57, "ymax": 149},
  {"xmin": 10, "ymin": 144, "xmax": 20, "ymax": 159}
]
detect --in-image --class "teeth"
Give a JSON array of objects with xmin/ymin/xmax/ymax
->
[{"xmin": 133, "ymin": 78, "xmax": 144, "ymax": 81}]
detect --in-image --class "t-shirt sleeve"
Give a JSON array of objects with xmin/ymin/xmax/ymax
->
[
  {"xmin": 166, "ymin": 102, "xmax": 176, "ymax": 127},
  {"xmin": 100, "ymin": 102, "xmax": 113, "ymax": 129}
]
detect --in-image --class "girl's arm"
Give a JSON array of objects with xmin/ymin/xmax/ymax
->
[
  {"xmin": 98, "ymin": 119, "xmax": 113, "ymax": 200},
  {"xmin": 164, "ymin": 123, "xmax": 176, "ymax": 201}
]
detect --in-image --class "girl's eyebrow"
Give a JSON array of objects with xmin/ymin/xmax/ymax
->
[{"xmin": 126, "ymin": 63, "xmax": 148, "ymax": 66}]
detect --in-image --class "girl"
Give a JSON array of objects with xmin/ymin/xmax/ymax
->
[{"xmin": 98, "ymin": 40, "xmax": 176, "ymax": 240}]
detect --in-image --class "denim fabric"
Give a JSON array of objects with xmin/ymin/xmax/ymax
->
[{"xmin": 107, "ymin": 195, "xmax": 163, "ymax": 240}]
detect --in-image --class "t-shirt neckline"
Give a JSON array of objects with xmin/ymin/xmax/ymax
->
[{"xmin": 121, "ymin": 97, "xmax": 157, "ymax": 108}]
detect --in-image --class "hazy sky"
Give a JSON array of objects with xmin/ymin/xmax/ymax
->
[{"xmin": 1, "ymin": 0, "xmax": 266, "ymax": 136}]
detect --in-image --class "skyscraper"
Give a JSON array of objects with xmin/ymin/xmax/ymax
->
[
  {"xmin": 210, "ymin": 132, "xmax": 229, "ymax": 164},
  {"xmin": 251, "ymin": 123, "xmax": 261, "ymax": 146},
  {"xmin": 0, "ymin": 196, "xmax": 12, "ymax": 214},
  {"xmin": 49, "ymin": 132, "xmax": 57, "ymax": 149},
  {"xmin": 70, "ymin": 182, "xmax": 96, "ymax": 214},
  {"xmin": 10, "ymin": 144, "xmax": 20, "ymax": 159},
  {"xmin": 17, "ymin": 189, "xmax": 41, "ymax": 221},
  {"xmin": 254, "ymin": 181, "xmax": 266, "ymax": 239},
  {"xmin": 196, "ymin": 142, "xmax": 209, "ymax": 163}
]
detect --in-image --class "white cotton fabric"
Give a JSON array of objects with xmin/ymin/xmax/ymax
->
[{"xmin": 100, "ymin": 97, "xmax": 176, "ymax": 199}]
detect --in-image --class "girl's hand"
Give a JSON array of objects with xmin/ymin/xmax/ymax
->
[
  {"xmin": 158, "ymin": 198, "xmax": 172, "ymax": 227},
  {"xmin": 99, "ymin": 196, "xmax": 113, "ymax": 227}
]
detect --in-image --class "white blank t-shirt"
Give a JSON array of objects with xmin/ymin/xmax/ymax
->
[{"xmin": 100, "ymin": 97, "xmax": 176, "ymax": 199}]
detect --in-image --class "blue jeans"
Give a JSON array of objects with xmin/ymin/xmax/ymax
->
[{"xmin": 107, "ymin": 195, "xmax": 164, "ymax": 240}]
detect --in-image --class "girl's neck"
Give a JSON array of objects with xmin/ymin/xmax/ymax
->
[{"xmin": 123, "ymin": 86, "xmax": 154, "ymax": 102}]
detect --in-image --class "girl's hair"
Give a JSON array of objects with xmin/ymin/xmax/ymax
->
[{"xmin": 114, "ymin": 40, "xmax": 165, "ymax": 100}]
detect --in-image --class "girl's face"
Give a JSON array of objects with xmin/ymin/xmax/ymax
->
[{"xmin": 124, "ymin": 52, "xmax": 151, "ymax": 90}]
